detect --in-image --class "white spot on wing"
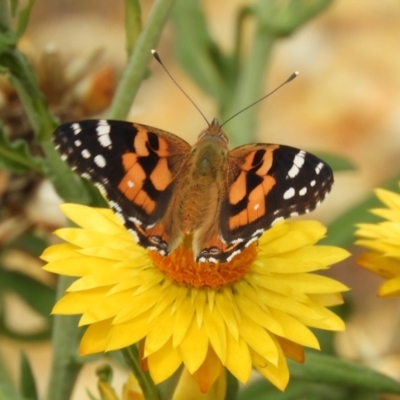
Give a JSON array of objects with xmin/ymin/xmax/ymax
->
[
  {"xmin": 94, "ymin": 182, "xmax": 106, "ymax": 196},
  {"xmin": 97, "ymin": 120, "xmax": 112, "ymax": 147},
  {"xmin": 299, "ymin": 187, "xmax": 307, "ymax": 196},
  {"xmin": 127, "ymin": 180, "xmax": 134, "ymax": 188},
  {"xmin": 71, "ymin": 123, "xmax": 81, "ymax": 134},
  {"xmin": 74, "ymin": 139, "xmax": 82, "ymax": 147},
  {"xmin": 81, "ymin": 149, "xmax": 91, "ymax": 158},
  {"xmin": 283, "ymin": 187, "xmax": 295, "ymax": 199},
  {"xmin": 128, "ymin": 216, "xmax": 142, "ymax": 226},
  {"xmin": 226, "ymin": 250, "xmax": 242, "ymax": 262},
  {"xmin": 94, "ymin": 154, "xmax": 106, "ymax": 168},
  {"xmin": 288, "ymin": 150, "xmax": 305, "ymax": 178},
  {"xmin": 254, "ymin": 203, "xmax": 259, "ymax": 211},
  {"xmin": 310, "ymin": 180, "xmax": 316, "ymax": 187},
  {"xmin": 271, "ymin": 216, "xmax": 284, "ymax": 226},
  {"xmin": 315, "ymin": 162, "xmax": 324, "ymax": 175},
  {"xmin": 252, "ymin": 228, "xmax": 264, "ymax": 237}
]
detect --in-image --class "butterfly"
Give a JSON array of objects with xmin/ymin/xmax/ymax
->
[{"xmin": 53, "ymin": 118, "xmax": 333, "ymax": 263}]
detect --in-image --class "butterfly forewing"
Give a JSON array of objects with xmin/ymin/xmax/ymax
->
[
  {"xmin": 218, "ymin": 144, "xmax": 333, "ymax": 252},
  {"xmin": 53, "ymin": 120, "xmax": 191, "ymax": 251}
]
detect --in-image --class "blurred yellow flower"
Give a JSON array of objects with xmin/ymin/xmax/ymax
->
[
  {"xmin": 42, "ymin": 204, "xmax": 349, "ymax": 392},
  {"xmin": 97, "ymin": 370, "xmax": 143, "ymax": 400},
  {"xmin": 356, "ymin": 186, "xmax": 400, "ymax": 297}
]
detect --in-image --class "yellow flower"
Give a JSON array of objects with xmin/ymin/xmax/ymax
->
[
  {"xmin": 42, "ymin": 204, "xmax": 349, "ymax": 392},
  {"xmin": 356, "ymin": 185, "xmax": 400, "ymax": 297}
]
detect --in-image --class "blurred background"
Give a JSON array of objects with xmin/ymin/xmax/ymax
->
[{"xmin": 1, "ymin": 0, "xmax": 400, "ymax": 398}]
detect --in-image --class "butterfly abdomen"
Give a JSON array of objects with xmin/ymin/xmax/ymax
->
[{"xmin": 177, "ymin": 141, "xmax": 227, "ymax": 235}]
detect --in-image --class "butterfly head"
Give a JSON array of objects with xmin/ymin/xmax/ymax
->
[{"xmin": 196, "ymin": 118, "xmax": 229, "ymax": 149}]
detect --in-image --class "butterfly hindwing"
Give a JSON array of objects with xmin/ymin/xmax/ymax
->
[
  {"xmin": 214, "ymin": 144, "xmax": 333, "ymax": 259},
  {"xmin": 53, "ymin": 120, "xmax": 191, "ymax": 251}
]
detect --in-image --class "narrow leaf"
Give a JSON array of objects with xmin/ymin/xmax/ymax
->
[
  {"xmin": 289, "ymin": 351, "xmax": 400, "ymax": 394},
  {"xmin": 259, "ymin": 0, "xmax": 332, "ymax": 37},
  {"xmin": 0, "ymin": 352, "xmax": 21, "ymax": 400},
  {"xmin": 239, "ymin": 380, "xmax": 346, "ymax": 400},
  {"xmin": 173, "ymin": 0, "xmax": 226, "ymax": 100},
  {"xmin": 19, "ymin": 352, "xmax": 38, "ymax": 400},
  {"xmin": 15, "ymin": 0, "xmax": 35, "ymax": 38}
]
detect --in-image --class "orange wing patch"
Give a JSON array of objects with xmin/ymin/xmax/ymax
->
[
  {"xmin": 149, "ymin": 158, "xmax": 172, "ymax": 191},
  {"xmin": 227, "ymin": 145, "xmax": 278, "ymax": 231}
]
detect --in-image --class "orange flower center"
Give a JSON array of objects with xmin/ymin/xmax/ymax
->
[{"xmin": 149, "ymin": 239, "xmax": 257, "ymax": 289}]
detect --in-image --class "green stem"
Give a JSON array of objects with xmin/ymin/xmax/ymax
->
[
  {"xmin": 220, "ymin": 25, "xmax": 275, "ymax": 146},
  {"xmin": 45, "ymin": 276, "xmax": 83, "ymax": 400},
  {"xmin": 0, "ymin": 0, "xmax": 11, "ymax": 33},
  {"xmin": 0, "ymin": 352, "xmax": 21, "ymax": 400},
  {"xmin": 107, "ymin": 0, "xmax": 177, "ymax": 120},
  {"xmin": 122, "ymin": 346, "xmax": 161, "ymax": 400}
]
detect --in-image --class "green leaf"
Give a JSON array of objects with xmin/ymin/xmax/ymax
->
[
  {"xmin": 0, "ymin": 352, "xmax": 21, "ymax": 400},
  {"xmin": 173, "ymin": 0, "xmax": 227, "ymax": 101},
  {"xmin": 0, "ymin": 124, "xmax": 44, "ymax": 173},
  {"xmin": 239, "ymin": 380, "xmax": 346, "ymax": 400},
  {"xmin": 323, "ymin": 175, "xmax": 400, "ymax": 247},
  {"xmin": 289, "ymin": 351, "xmax": 400, "ymax": 394},
  {"xmin": 19, "ymin": 352, "xmax": 38, "ymax": 400},
  {"xmin": 225, "ymin": 370, "xmax": 239, "ymax": 400},
  {"xmin": 6, "ymin": 232, "xmax": 48, "ymax": 258},
  {"xmin": 15, "ymin": 0, "xmax": 35, "ymax": 39},
  {"xmin": 315, "ymin": 152, "xmax": 355, "ymax": 172},
  {"xmin": 258, "ymin": 0, "xmax": 332, "ymax": 37}
]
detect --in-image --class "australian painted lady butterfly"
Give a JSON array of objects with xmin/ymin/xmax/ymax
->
[{"xmin": 53, "ymin": 117, "xmax": 333, "ymax": 263}]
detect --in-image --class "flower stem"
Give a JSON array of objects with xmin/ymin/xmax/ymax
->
[
  {"xmin": 107, "ymin": 0, "xmax": 177, "ymax": 120},
  {"xmin": 220, "ymin": 22, "xmax": 274, "ymax": 145},
  {"xmin": 0, "ymin": 353, "xmax": 20, "ymax": 400},
  {"xmin": 45, "ymin": 276, "xmax": 83, "ymax": 400},
  {"xmin": 122, "ymin": 346, "xmax": 161, "ymax": 400}
]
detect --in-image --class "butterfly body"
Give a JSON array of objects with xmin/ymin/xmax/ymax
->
[{"xmin": 53, "ymin": 118, "xmax": 333, "ymax": 263}]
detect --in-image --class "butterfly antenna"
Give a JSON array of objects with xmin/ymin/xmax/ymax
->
[
  {"xmin": 151, "ymin": 49, "xmax": 210, "ymax": 127},
  {"xmin": 220, "ymin": 71, "xmax": 299, "ymax": 129}
]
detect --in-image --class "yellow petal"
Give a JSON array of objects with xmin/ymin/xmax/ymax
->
[
  {"xmin": 375, "ymin": 188, "xmax": 400, "ymax": 211},
  {"xmin": 147, "ymin": 339, "xmax": 182, "ymax": 384},
  {"xmin": 60, "ymin": 203, "xmax": 123, "ymax": 234},
  {"xmin": 238, "ymin": 315, "xmax": 279, "ymax": 365},
  {"xmin": 190, "ymin": 350, "xmax": 224, "ymax": 396},
  {"xmin": 80, "ymin": 318, "xmax": 113, "ymax": 354},
  {"xmin": 225, "ymin": 334, "xmax": 252, "ymax": 383},
  {"xmin": 378, "ymin": 276, "xmax": 400, "ymax": 297},
  {"xmin": 179, "ymin": 320, "xmax": 208, "ymax": 374},
  {"xmin": 41, "ymin": 243, "xmax": 79, "ymax": 262},
  {"xmin": 269, "ymin": 309, "xmax": 320, "ymax": 349},
  {"xmin": 252, "ymin": 339, "xmax": 289, "ymax": 391},
  {"xmin": 106, "ymin": 310, "xmax": 152, "ymax": 351},
  {"xmin": 54, "ymin": 288, "xmax": 110, "ymax": 315}
]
